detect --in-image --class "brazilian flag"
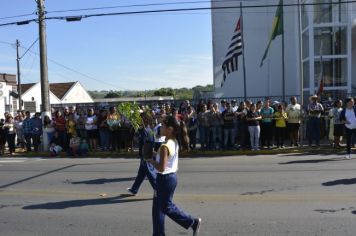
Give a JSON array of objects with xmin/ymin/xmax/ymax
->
[{"xmin": 260, "ymin": 0, "xmax": 284, "ymax": 67}]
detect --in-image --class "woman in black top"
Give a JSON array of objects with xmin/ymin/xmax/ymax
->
[{"xmin": 246, "ymin": 104, "xmax": 262, "ymax": 151}]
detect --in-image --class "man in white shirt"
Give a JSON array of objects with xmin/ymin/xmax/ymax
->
[{"xmin": 286, "ymin": 96, "xmax": 302, "ymax": 146}]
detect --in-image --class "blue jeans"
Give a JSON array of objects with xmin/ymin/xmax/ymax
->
[
  {"xmin": 345, "ymin": 128, "xmax": 356, "ymax": 154},
  {"xmin": 153, "ymin": 173, "xmax": 194, "ymax": 236},
  {"xmin": 224, "ymin": 128, "xmax": 235, "ymax": 148},
  {"xmin": 99, "ymin": 129, "xmax": 110, "ymax": 150},
  {"xmin": 130, "ymin": 159, "xmax": 156, "ymax": 193},
  {"xmin": 212, "ymin": 125, "xmax": 221, "ymax": 148},
  {"xmin": 198, "ymin": 126, "xmax": 209, "ymax": 149},
  {"xmin": 308, "ymin": 117, "xmax": 320, "ymax": 145},
  {"xmin": 24, "ymin": 133, "xmax": 32, "ymax": 152}
]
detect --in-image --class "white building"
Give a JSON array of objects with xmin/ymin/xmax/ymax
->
[
  {"xmin": 212, "ymin": 0, "xmax": 355, "ymax": 102},
  {"xmin": 0, "ymin": 73, "xmax": 19, "ymax": 117},
  {"xmin": 21, "ymin": 81, "xmax": 94, "ymax": 112}
]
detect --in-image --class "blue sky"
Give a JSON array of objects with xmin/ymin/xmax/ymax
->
[{"xmin": 0, "ymin": 0, "xmax": 213, "ymax": 91}]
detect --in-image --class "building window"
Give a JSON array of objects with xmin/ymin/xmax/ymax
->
[
  {"xmin": 313, "ymin": 0, "xmax": 332, "ymax": 24},
  {"xmin": 314, "ymin": 58, "xmax": 347, "ymax": 87},
  {"xmin": 317, "ymin": 89, "xmax": 347, "ymax": 99},
  {"xmin": 314, "ymin": 26, "xmax": 347, "ymax": 56}
]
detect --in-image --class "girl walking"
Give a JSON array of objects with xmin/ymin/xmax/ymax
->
[{"xmin": 147, "ymin": 116, "xmax": 201, "ymax": 236}]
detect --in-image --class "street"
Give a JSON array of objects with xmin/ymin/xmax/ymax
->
[{"xmin": 0, "ymin": 153, "xmax": 356, "ymax": 236}]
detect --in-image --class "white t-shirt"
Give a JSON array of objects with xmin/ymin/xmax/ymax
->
[
  {"xmin": 286, "ymin": 104, "xmax": 301, "ymax": 124},
  {"xmin": 85, "ymin": 115, "xmax": 97, "ymax": 130},
  {"xmin": 155, "ymin": 139, "xmax": 179, "ymax": 175},
  {"xmin": 345, "ymin": 108, "xmax": 356, "ymax": 129}
]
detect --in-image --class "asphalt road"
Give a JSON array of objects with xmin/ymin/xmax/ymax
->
[{"xmin": 0, "ymin": 153, "xmax": 356, "ymax": 236}]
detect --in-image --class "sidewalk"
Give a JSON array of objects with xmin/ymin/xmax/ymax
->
[{"xmin": 2, "ymin": 143, "xmax": 346, "ymax": 158}]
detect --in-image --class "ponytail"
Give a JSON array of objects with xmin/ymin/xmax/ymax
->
[
  {"xmin": 163, "ymin": 115, "xmax": 190, "ymax": 152},
  {"xmin": 178, "ymin": 121, "xmax": 190, "ymax": 152}
]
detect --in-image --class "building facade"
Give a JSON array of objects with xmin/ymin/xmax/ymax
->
[
  {"xmin": 0, "ymin": 73, "xmax": 18, "ymax": 117},
  {"xmin": 212, "ymin": 0, "xmax": 354, "ymax": 102},
  {"xmin": 21, "ymin": 81, "xmax": 94, "ymax": 112},
  {"xmin": 302, "ymin": 0, "xmax": 352, "ymax": 100}
]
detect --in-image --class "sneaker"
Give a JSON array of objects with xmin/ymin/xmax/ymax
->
[
  {"xmin": 127, "ymin": 188, "xmax": 137, "ymax": 196},
  {"xmin": 192, "ymin": 218, "xmax": 201, "ymax": 236},
  {"xmin": 345, "ymin": 154, "xmax": 351, "ymax": 160}
]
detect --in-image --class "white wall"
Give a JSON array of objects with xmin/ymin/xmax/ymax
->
[
  {"xmin": 352, "ymin": 4, "xmax": 356, "ymax": 92},
  {"xmin": 212, "ymin": 0, "xmax": 300, "ymax": 98},
  {"xmin": 21, "ymin": 83, "xmax": 61, "ymax": 112},
  {"xmin": 61, "ymin": 82, "xmax": 93, "ymax": 104},
  {"xmin": 0, "ymin": 83, "xmax": 14, "ymax": 118}
]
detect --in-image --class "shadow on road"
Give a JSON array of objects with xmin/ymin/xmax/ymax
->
[
  {"xmin": 0, "ymin": 162, "xmax": 132, "ymax": 190},
  {"xmin": 279, "ymin": 158, "xmax": 342, "ymax": 165},
  {"xmin": 322, "ymin": 178, "xmax": 356, "ymax": 186},
  {"xmin": 71, "ymin": 177, "xmax": 136, "ymax": 185},
  {"xmin": 22, "ymin": 194, "xmax": 151, "ymax": 210}
]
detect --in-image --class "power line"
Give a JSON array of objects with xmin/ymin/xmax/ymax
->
[
  {"xmin": 0, "ymin": 0, "xmax": 354, "ymax": 27},
  {"xmin": 0, "ymin": 0, "xmax": 268, "ymax": 22},
  {"xmin": 46, "ymin": 1, "xmax": 212, "ymax": 14},
  {"xmin": 45, "ymin": 58, "xmax": 127, "ymax": 90},
  {"xmin": 0, "ymin": 40, "xmax": 15, "ymax": 46},
  {"xmin": 22, "ymin": 47, "xmax": 127, "ymax": 90},
  {"xmin": 19, "ymin": 38, "xmax": 38, "ymax": 59},
  {"xmin": 0, "ymin": 12, "xmax": 36, "ymax": 21},
  {"xmin": 45, "ymin": 0, "xmax": 283, "ymax": 15},
  {"xmin": 0, "ymin": 39, "xmax": 125, "ymax": 90}
]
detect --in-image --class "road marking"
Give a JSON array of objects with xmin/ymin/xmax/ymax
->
[{"xmin": 0, "ymin": 158, "xmax": 43, "ymax": 164}]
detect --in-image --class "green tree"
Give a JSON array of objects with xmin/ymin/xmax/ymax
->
[
  {"xmin": 117, "ymin": 102, "xmax": 142, "ymax": 131},
  {"xmin": 105, "ymin": 91, "xmax": 122, "ymax": 98}
]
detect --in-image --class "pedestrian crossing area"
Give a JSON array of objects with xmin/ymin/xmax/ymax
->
[{"xmin": 0, "ymin": 158, "xmax": 43, "ymax": 165}]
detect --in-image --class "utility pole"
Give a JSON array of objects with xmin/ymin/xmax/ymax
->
[
  {"xmin": 37, "ymin": 0, "xmax": 51, "ymax": 151},
  {"xmin": 16, "ymin": 39, "xmax": 22, "ymax": 110}
]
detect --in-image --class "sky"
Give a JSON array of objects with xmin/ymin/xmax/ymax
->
[{"xmin": 0, "ymin": 0, "xmax": 213, "ymax": 91}]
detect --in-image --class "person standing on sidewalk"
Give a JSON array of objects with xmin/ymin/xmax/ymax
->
[
  {"xmin": 22, "ymin": 111, "xmax": 33, "ymax": 152},
  {"xmin": 285, "ymin": 97, "xmax": 302, "ymax": 147},
  {"xmin": 3, "ymin": 116, "xmax": 16, "ymax": 156},
  {"xmin": 222, "ymin": 102, "xmax": 235, "ymax": 150},
  {"xmin": 307, "ymin": 95, "xmax": 324, "ymax": 146},
  {"xmin": 274, "ymin": 104, "xmax": 288, "ymax": 149},
  {"xmin": 146, "ymin": 116, "xmax": 201, "ymax": 236},
  {"xmin": 260, "ymin": 100, "xmax": 274, "ymax": 149},
  {"xmin": 31, "ymin": 112, "xmax": 43, "ymax": 152},
  {"xmin": 246, "ymin": 103, "xmax": 262, "ymax": 151},
  {"xmin": 331, "ymin": 100, "xmax": 343, "ymax": 148},
  {"xmin": 339, "ymin": 97, "xmax": 356, "ymax": 159}
]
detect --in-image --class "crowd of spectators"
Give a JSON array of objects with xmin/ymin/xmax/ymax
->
[{"xmin": 0, "ymin": 94, "xmax": 353, "ymax": 156}]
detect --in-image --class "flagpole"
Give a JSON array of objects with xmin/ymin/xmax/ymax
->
[
  {"xmin": 318, "ymin": 41, "xmax": 323, "ymax": 96},
  {"xmin": 240, "ymin": 2, "xmax": 247, "ymax": 101},
  {"xmin": 297, "ymin": 0, "xmax": 304, "ymax": 146},
  {"xmin": 281, "ymin": 0, "xmax": 286, "ymax": 102}
]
